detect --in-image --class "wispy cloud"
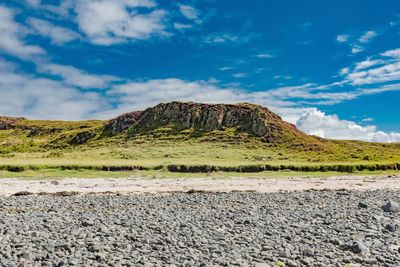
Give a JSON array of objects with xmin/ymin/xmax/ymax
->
[
  {"xmin": 337, "ymin": 30, "xmax": 379, "ymax": 54},
  {"xmin": 37, "ymin": 63, "xmax": 120, "ymax": 89},
  {"xmin": 336, "ymin": 34, "xmax": 349, "ymax": 43},
  {"xmin": 0, "ymin": 5, "xmax": 45, "ymax": 59},
  {"xmin": 358, "ymin": 30, "xmax": 378, "ymax": 43},
  {"xmin": 178, "ymin": 4, "xmax": 200, "ymax": 21},
  {"xmin": 27, "ymin": 17, "xmax": 80, "ymax": 44},
  {"xmin": 219, "ymin": 67, "xmax": 233, "ymax": 71},
  {"xmin": 232, "ymin": 72, "xmax": 248, "ymax": 78},
  {"xmin": 203, "ymin": 32, "xmax": 259, "ymax": 45},
  {"xmin": 253, "ymin": 53, "xmax": 275, "ymax": 59},
  {"xmin": 173, "ymin": 23, "xmax": 192, "ymax": 30},
  {"xmin": 344, "ymin": 48, "xmax": 400, "ymax": 85}
]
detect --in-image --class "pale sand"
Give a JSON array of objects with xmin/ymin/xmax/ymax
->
[{"xmin": 0, "ymin": 175, "xmax": 399, "ymax": 196}]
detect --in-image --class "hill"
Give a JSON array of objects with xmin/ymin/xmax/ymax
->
[{"xmin": 0, "ymin": 101, "xmax": 399, "ymax": 176}]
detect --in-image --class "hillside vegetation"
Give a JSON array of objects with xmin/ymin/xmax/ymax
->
[{"xmin": 0, "ymin": 102, "xmax": 399, "ymax": 176}]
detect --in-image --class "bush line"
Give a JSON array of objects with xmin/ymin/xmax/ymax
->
[
  {"xmin": 166, "ymin": 163, "xmax": 400, "ymax": 173},
  {"xmin": 0, "ymin": 163, "xmax": 398, "ymax": 173}
]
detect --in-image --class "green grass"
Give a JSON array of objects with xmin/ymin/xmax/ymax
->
[{"xmin": 0, "ymin": 116, "xmax": 399, "ymax": 178}]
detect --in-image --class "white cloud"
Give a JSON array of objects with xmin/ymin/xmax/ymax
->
[
  {"xmin": 0, "ymin": 6, "xmax": 45, "ymax": 59},
  {"xmin": 362, "ymin": 117, "xmax": 374, "ymax": 122},
  {"xmin": 0, "ymin": 58, "xmax": 106, "ymax": 120},
  {"xmin": 25, "ymin": 0, "xmax": 41, "ymax": 7},
  {"xmin": 27, "ymin": 18, "xmax": 79, "ymax": 44},
  {"xmin": 73, "ymin": 0, "xmax": 167, "ymax": 45},
  {"xmin": 178, "ymin": 4, "xmax": 199, "ymax": 21},
  {"xmin": 219, "ymin": 66, "xmax": 233, "ymax": 71},
  {"xmin": 382, "ymin": 48, "xmax": 400, "ymax": 58},
  {"xmin": 203, "ymin": 33, "xmax": 258, "ymax": 45},
  {"xmin": 173, "ymin": 23, "xmax": 192, "ymax": 30},
  {"xmin": 358, "ymin": 30, "xmax": 378, "ymax": 43},
  {"xmin": 351, "ymin": 45, "xmax": 363, "ymax": 54},
  {"xmin": 354, "ymin": 58, "xmax": 384, "ymax": 70},
  {"xmin": 253, "ymin": 53, "xmax": 275, "ymax": 59},
  {"xmin": 336, "ymin": 34, "xmax": 349, "ymax": 43},
  {"xmin": 233, "ymin": 73, "xmax": 248, "ymax": 78},
  {"xmin": 342, "ymin": 47, "xmax": 400, "ymax": 85},
  {"xmin": 37, "ymin": 63, "xmax": 120, "ymax": 89},
  {"xmin": 348, "ymin": 61, "xmax": 400, "ymax": 85},
  {"xmin": 339, "ymin": 67, "xmax": 350, "ymax": 76},
  {"xmin": 296, "ymin": 108, "xmax": 400, "ymax": 143}
]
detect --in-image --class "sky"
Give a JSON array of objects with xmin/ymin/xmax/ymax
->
[{"xmin": 1, "ymin": 0, "xmax": 400, "ymax": 142}]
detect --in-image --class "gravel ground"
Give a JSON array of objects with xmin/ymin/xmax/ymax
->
[{"xmin": 0, "ymin": 190, "xmax": 399, "ymax": 267}]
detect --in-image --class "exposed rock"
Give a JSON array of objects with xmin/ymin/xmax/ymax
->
[
  {"xmin": 69, "ymin": 131, "xmax": 96, "ymax": 145},
  {"xmin": 0, "ymin": 117, "xmax": 25, "ymax": 130},
  {"xmin": 104, "ymin": 102, "xmax": 305, "ymax": 141},
  {"xmin": 103, "ymin": 111, "xmax": 142, "ymax": 135},
  {"xmin": 135, "ymin": 102, "xmax": 278, "ymax": 136}
]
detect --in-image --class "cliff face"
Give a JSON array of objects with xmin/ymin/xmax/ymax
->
[
  {"xmin": 103, "ymin": 111, "xmax": 142, "ymax": 135},
  {"xmin": 104, "ymin": 101, "xmax": 303, "ymax": 140}
]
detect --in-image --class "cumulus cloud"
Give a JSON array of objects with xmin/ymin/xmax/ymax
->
[
  {"xmin": 0, "ymin": 6, "xmax": 45, "ymax": 59},
  {"xmin": 27, "ymin": 18, "xmax": 80, "ymax": 44},
  {"xmin": 37, "ymin": 63, "xmax": 120, "ymax": 89},
  {"xmin": 296, "ymin": 108, "xmax": 400, "ymax": 143},
  {"xmin": 73, "ymin": 0, "xmax": 167, "ymax": 45}
]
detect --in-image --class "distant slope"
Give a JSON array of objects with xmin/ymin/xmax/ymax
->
[{"xmin": 0, "ymin": 102, "xmax": 399, "ymax": 166}]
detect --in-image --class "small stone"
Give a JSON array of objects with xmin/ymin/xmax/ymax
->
[
  {"xmin": 82, "ymin": 219, "xmax": 95, "ymax": 227},
  {"xmin": 344, "ymin": 241, "xmax": 369, "ymax": 254},
  {"xmin": 358, "ymin": 202, "xmax": 368, "ymax": 208},
  {"xmin": 303, "ymin": 247, "xmax": 315, "ymax": 257},
  {"xmin": 385, "ymin": 223, "xmax": 397, "ymax": 232},
  {"xmin": 381, "ymin": 200, "xmax": 400, "ymax": 213}
]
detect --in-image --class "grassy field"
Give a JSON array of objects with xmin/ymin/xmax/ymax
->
[{"xmin": 1, "ymin": 115, "xmax": 399, "ymax": 178}]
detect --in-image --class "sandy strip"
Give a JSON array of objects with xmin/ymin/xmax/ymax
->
[{"xmin": 0, "ymin": 175, "xmax": 399, "ymax": 196}]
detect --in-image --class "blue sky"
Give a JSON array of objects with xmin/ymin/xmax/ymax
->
[{"xmin": 1, "ymin": 0, "xmax": 400, "ymax": 142}]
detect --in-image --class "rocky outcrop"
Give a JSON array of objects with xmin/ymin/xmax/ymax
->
[
  {"xmin": 69, "ymin": 131, "xmax": 96, "ymax": 145},
  {"xmin": 104, "ymin": 101, "xmax": 299, "ymax": 139},
  {"xmin": 103, "ymin": 111, "xmax": 142, "ymax": 136},
  {"xmin": 0, "ymin": 117, "xmax": 25, "ymax": 130},
  {"xmin": 134, "ymin": 102, "xmax": 277, "ymax": 136}
]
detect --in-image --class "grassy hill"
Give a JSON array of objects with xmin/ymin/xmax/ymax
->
[{"xmin": 0, "ymin": 102, "xmax": 399, "ymax": 177}]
